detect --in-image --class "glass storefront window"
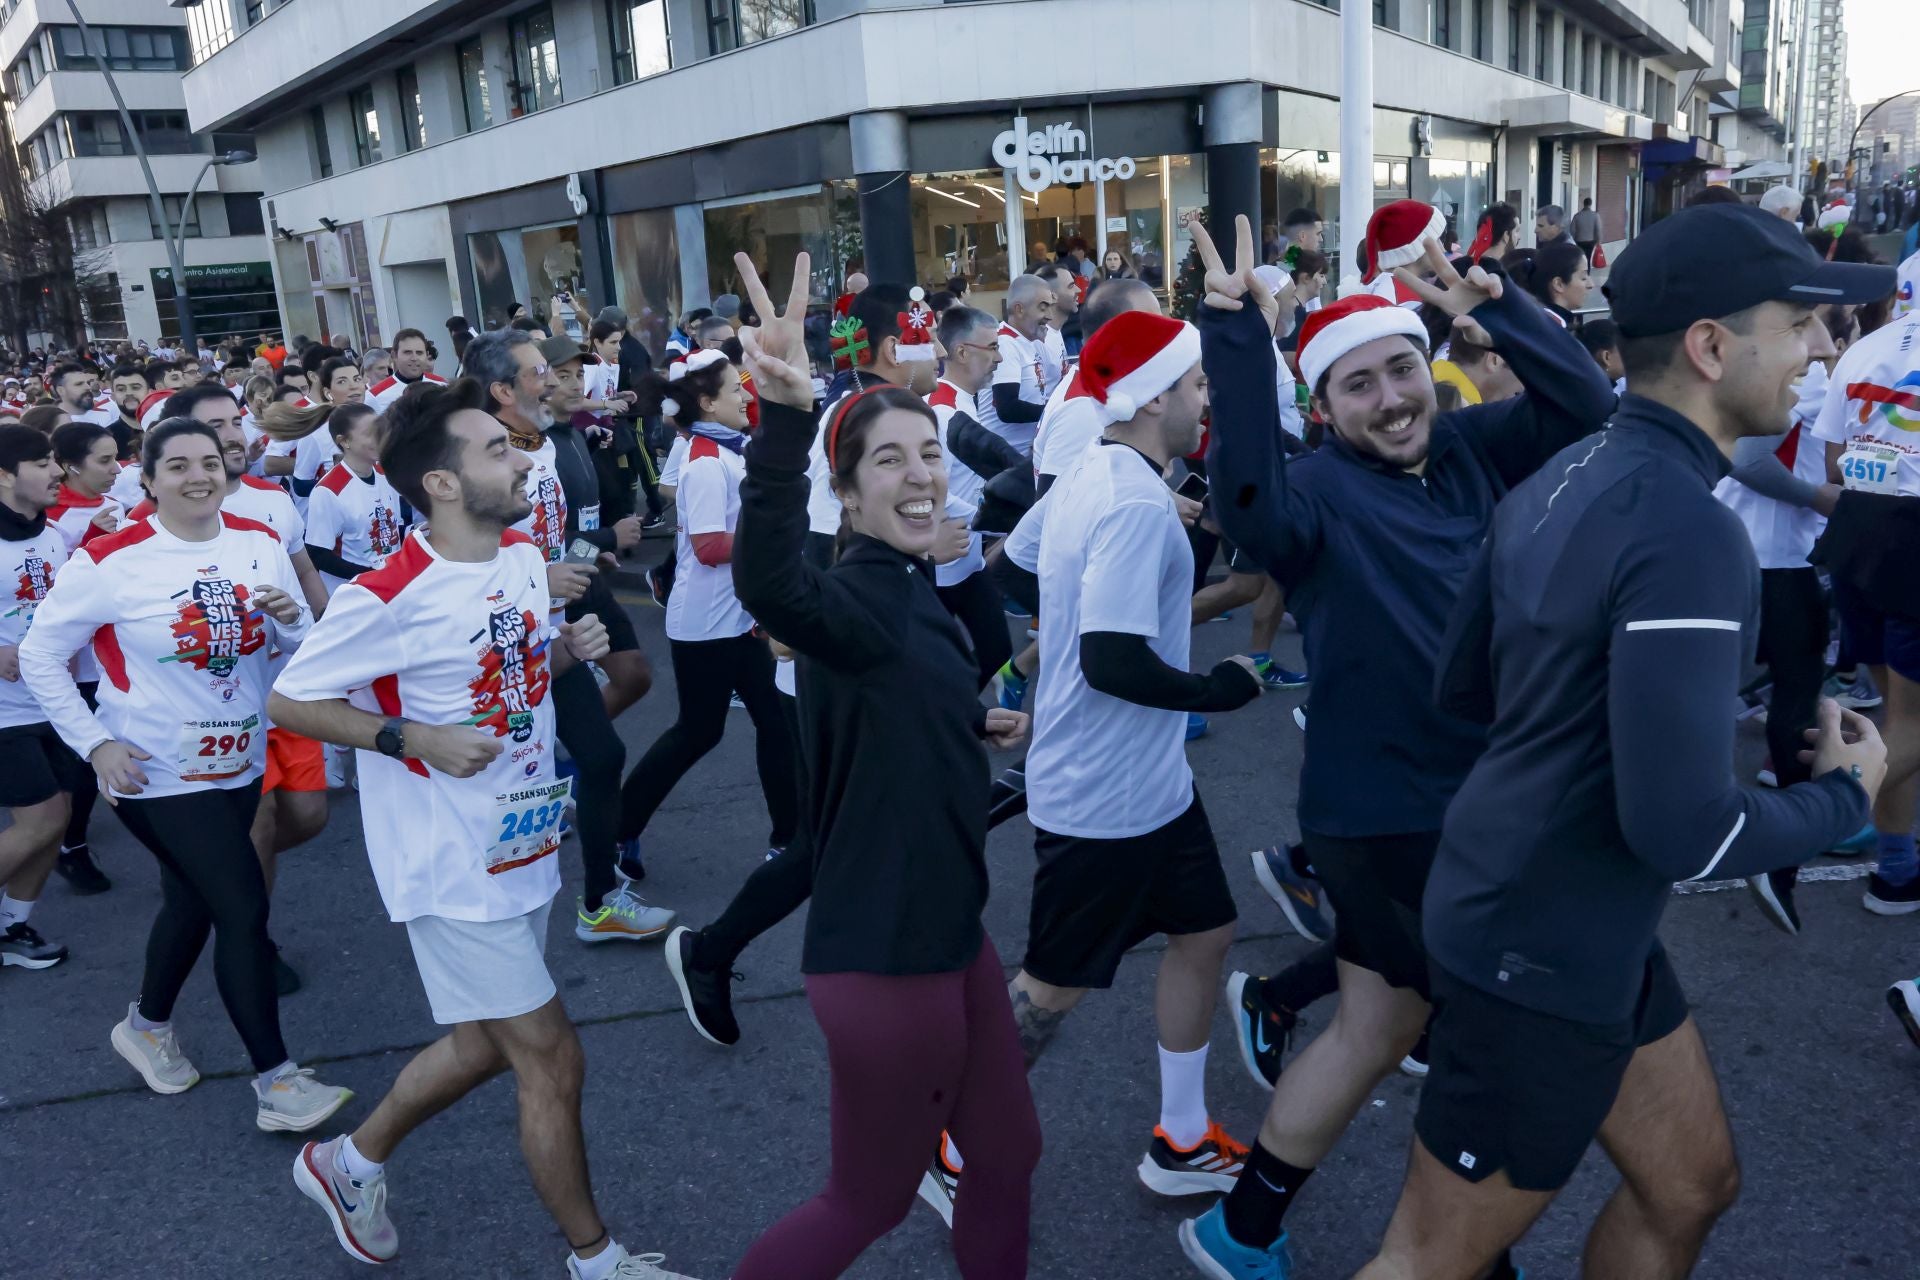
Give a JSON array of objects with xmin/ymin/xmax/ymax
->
[
  {"xmin": 468, "ymin": 221, "xmax": 583, "ymax": 333},
  {"xmin": 702, "ymin": 182, "xmax": 858, "ymax": 307},
  {"xmin": 608, "ymin": 208, "xmax": 682, "ymax": 358},
  {"xmin": 1412, "ymin": 158, "xmax": 1490, "ymax": 248}
]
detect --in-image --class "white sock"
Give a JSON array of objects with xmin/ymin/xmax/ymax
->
[
  {"xmin": 1157, "ymin": 1043, "xmax": 1211, "ymax": 1149},
  {"xmin": 571, "ymin": 1239, "xmax": 622, "ymax": 1280},
  {"xmin": 0, "ymin": 893, "xmax": 32, "ymax": 928},
  {"xmin": 254, "ymin": 1060, "xmax": 296, "ymax": 1092},
  {"xmin": 337, "ymin": 1135, "xmax": 383, "ymax": 1182},
  {"xmin": 129, "ymin": 1005, "xmax": 167, "ymax": 1032}
]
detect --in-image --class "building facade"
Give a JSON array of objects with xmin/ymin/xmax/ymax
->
[
  {"xmin": 0, "ymin": 0, "xmax": 275, "ymax": 344},
  {"xmin": 182, "ymin": 0, "xmax": 1732, "ymax": 352}
]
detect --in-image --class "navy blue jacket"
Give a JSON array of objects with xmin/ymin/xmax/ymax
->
[
  {"xmin": 1426, "ymin": 396, "xmax": 1869, "ymax": 1022},
  {"xmin": 1202, "ymin": 290, "xmax": 1615, "ymax": 837}
]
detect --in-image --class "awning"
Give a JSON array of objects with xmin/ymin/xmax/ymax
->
[{"xmin": 1730, "ymin": 160, "xmax": 1792, "ymax": 181}]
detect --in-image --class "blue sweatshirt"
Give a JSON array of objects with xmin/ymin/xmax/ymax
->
[
  {"xmin": 1425, "ymin": 396, "xmax": 1869, "ymax": 1022},
  {"xmin": 1201, "ymin": 289, "xmax": 1616, "ymax": 837}
]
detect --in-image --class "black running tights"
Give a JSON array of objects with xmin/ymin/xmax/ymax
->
[
  {"xmin": 619, "ymin": 632, "xmax": 798, "ymax": 848},
  {"xmin": 115, "ymin": 782, "xmax": 287, "ymax": 1073},
  {"xmin": 553, "ymin": 661, "xmax": 628, "ymax": 912},
  {"xmin": 63, "ymin": 681, "xmax": 100, "ymax": 848}
]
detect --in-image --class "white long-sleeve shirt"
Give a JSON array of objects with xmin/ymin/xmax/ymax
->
[{"xmin": 19, "ymin": 512, "xmax": 310, "ymax": 796}]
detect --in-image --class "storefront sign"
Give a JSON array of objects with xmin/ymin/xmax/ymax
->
[{"xmin": 992, "ymin": 115, "xmax": 1137, "ymax": 194}]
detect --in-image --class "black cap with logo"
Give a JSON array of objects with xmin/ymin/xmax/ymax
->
[{"xmin": 1602, "ymin": 203, "xmax": 1894, "ymax": 338}]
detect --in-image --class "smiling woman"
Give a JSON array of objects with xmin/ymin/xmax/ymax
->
[{"xmin": 821, "ymin": 385, "xmax": 946, "ymax": 558}]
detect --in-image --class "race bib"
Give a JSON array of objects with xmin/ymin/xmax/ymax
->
[
  {"xmin": 179, "ymin": 713, "xmax": 259, "ymax": 782},
  {"xmin": 486, "ymin": 777, "xmax": 572, "ymax": 876},
  {"xmin": 578, "ymin": 504, "xmax": 600, "ymax": 531},
  {"xmin": 1839, "ymin": 443, "xmax": 1900, "ymax": 495}
]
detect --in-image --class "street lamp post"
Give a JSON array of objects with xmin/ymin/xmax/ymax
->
[
  {"xmin": 1845, "ymin": 89, "xmax": 1919, "ymax": 214},
  {"xmin": 58, "ymin": 0, "xmax": 249, "ymax": 352}
]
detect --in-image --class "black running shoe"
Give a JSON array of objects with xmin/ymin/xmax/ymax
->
[
  {"xmin": 55, "ymin": 844, "xmax": 110, "ymax": 895},
  {"xmin": 664, "ymin": 926, "xmax": 740, "ymax": 1046},
  {"xmin": 1747, "ymin": 867, "xmax": 1801, "ymax": 936},
  {"xmin": 1, "ymin": 922, "xmax": 68, "ymax": 969},
  {"xmin": 644, "ymin": 563, "xmax": 670, "ymax": 608},
  {"xmin": 1888, "ymin": 979, "xmax": 1920, "ymax": 1051},
  {"xmin": 273, "ymin": 943, "xmax": 303, "ymax": 996},
  {"xmin": 1863, "ymin": 873, "xmax": 1920, "ymax": 916},
  {"xmin": 1226, "ymin": 971, "xmax": 1297, "ymax": 1090},
  {"xmin": 987, "ymin": 765, "xmax": 1027, "ymax": 830},
  {"xmin": 1400, "ymin": 1032, "xmax": 1430, "ymax": 1078}
]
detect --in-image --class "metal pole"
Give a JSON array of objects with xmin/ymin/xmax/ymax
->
[
  {"xmin": 1784, "ymin": 0, "xmax": 1812, "ymax": 194},
  {"xmin": 175, "ymin": 157, "xmax": 216, "ymax": 283},
  {"xmin": 1844, "ymin": 90, "xmax": 1918, "ymax": 216},
  {"xmin": 1337, "ymin": 0, "xmax": 1374, "ymax": 291},
  {"xmin": 61, "ymin": 0, "xmax": 195, "ymax": 351}
]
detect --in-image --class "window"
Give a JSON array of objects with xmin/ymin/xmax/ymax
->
[
  {"xmin": 310, "ymin": 104, "xmax": 333, "ymax": 179},
  {"xmin": 1643, "ymin": 69, "xmax": 1656, "ymax": 116},
  {"xmin": 68, "ymin": 205, "xmax": 109, "ymax": 251},
  {"xmin": 212, "ymin": 131, "xmax": 256, "ymax": 157},
  {"xmin": 1471, "ymin": 0, "xmax": 1489, "ymax": 60},
  {"xmin": 1562, "ymin": 23, "xmax": 1575, "ymax": 86},
  {"xmin": 458, "ymin": 39, "xmax": 491, "ymax": 133},
  {"xmin": 148, "ymin": 195, "xmax": 202, "ymax": 242},
  {"xmin": 707, "ymin": 0, "xmax": 813, "ymax": 54},
  {"xmin": 1600, "ymin": 46, "xmax": 1613, "ymax": 104},
  {"xmin": 1580, "ymin": 33, "xmax": 1593, "ymax": 95},
  {"xmin": 350, "ymin": 85, "xmax": 381, "ymax": 166},
  {"xmin": 608, "ymin": 0, "xmax": 672, "ymax": 85},
  {"xmin": 1508, "ymin": 3, "xmax": 1521, "ymax": 71},
  {"xmin": 186, "ymin": 0, "xmax": 235, "ymax": 64},
  {"xmin": 1373, "ymin": 0, "xmax": 1388, "ymax": 22},
  {"xmin": 507, "ymin": 6, "xmax": 563, "ymax": 115},
  {"xmin": 1535, "ymin": 17, "xmax": 1547, "ymax": 79},
  {"xmin": 66, "ymin": 113, "xmax": 124, "ymax": 157},
  {"xmin": 133, "ymin": 111, "xmax": 196, "ymax": 154},
  {"xmin": 224, "ymin": 193, "xmax": 266, "ymax": 236},
  {"xmin": 53, "ymin": 26, "xmax": 188, "ymax": 72},
  {"xmin": 397, "ymin": 65, "xmax": 425, "ymax": 151},
  {"xmin": 1433, "ymin": 0, "xmax": 1451, "ymax": 49}
]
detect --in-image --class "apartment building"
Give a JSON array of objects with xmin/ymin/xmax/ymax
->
[
  {"xmin": 179, "ymin": 0, "xmax": 1730, "ymax": 353},
  {"xmin": 0, "ymin": 0, "xmax": 274, "ymax": 343},
  {"xmin": 1794, "ymin": 0, "xmax": 1853, "ymax": 178}
]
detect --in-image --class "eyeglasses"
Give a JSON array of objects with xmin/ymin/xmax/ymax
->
[{"xmin": 951, "ymin": 342, "xmax": 998, "ymax": 359}]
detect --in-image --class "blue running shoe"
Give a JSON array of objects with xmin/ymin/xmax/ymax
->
[
  {"xmin": 1179, "ymin": 1204, "xmax": 1292, "ymax": 1279},
  {"xmin": 1250, "ymin": 846, "xmax": 1331, "ymax": 942},
  {"xmin": 1254, "ymin": 659, "xmax": 1309, "ymax": 691},
  {"xmin": 615, "ymin": 836, "xmax": 646, "ymax": 884},
  {"xmin": 994, "ymin": 661, "xmax": 1030, "ymax": 712},
  {"xmin": 1826, "ymin": 823, "xmax": 1878, "ymax": 856},
  {"xmin": 1186, "ymin": 713, "xmax": 1209, "ymax": 741}
]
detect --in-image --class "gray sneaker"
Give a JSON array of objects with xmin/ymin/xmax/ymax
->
[
  {"xmin": 293, "ymin": 1137, "xmax": 399, "ymax": 1264},
  {"xmin": 575, "ymin": 883, "xmax": 676, "ymax": 943},
  {"xmin": 255, "ymin": 1066, "xmax": 354, "ymax": 1133},
  {"xmin": 1826, "ymin": 670, "xmax": 1884, "ymax": 710},
  {"xmin": 110, "ymin": 1004, "xmax": 200, "ymax": 1094},
  {"xmin": 566, "ymin": 1245, "xmax": 701, "ymax": 1279},
  {"xmin": 1, "ymin": 921, "xmax": 67, "ymax": 969}
]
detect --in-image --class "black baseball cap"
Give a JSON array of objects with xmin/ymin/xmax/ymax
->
[{"xmin": 1602, "ymin": 203, "xmax": 1893, "ymax": 338}]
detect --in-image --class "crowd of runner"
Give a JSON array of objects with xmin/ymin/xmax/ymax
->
[{"xmin": 1, "ymin": 187, "xmax": 1916, "ymax": 1280}]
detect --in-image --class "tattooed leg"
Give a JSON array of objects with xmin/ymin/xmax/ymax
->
[{"xmin": 1007, "ymin": 973, "xmax": 1084, "ymax": 1071}]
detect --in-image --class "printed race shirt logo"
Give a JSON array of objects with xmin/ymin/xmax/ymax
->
[
  {"xmin": 368, "ymin": 501, "xmax": 406, "ymax": 562},
  {"xmin": 163, "ymin": 576, "xmax": 265, "ymax": 677},
  {"xmin": 1850, "ymin": 373, "xmax": 1920, "ymax": 433},
  {"xmin": 529, "ymin": 472, "xmax": 567, "ymax": 560},
  {"xmin": 5, "ymin": 548, "xmax": 54, "ymax": 619},
  {"xmin": 465, "ymin": 598, "xmax": 551, "ymax": 742}
]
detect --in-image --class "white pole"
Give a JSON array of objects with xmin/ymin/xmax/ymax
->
[
  {"xmin": 1005, "ymin": 164, "xmax": 1026, "ymax": 279},
  {"xmin": 1338, "ymin": 0, "xmax": 1374, "ymax": 293}
]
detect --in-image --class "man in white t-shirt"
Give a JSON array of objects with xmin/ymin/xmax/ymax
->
[
  {"xmin": 364, "ymin": 329, "xmax": 448, "ymax": 415},
  {"xmin": 986, "ymin": 311, "xmax": 1263, "ymax": 1204},
  {"xmin": 270, "ymin": 379, "xmax": 693, "ymax": 1280},
  {"xmin": 974, "ymin": 274, "xmax": 1056, "ymax": 457},
  {"xmin": 49, "ymin": 362, "xmax": 117, "ymax": 429}
]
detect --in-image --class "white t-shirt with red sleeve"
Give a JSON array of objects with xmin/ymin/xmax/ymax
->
[
  {"xmin": 511, "ymin": 435, "xmax": 569, "ymax": 564},
  {"xmin": 270, "ymin": 529, "xmax": 565, "ymax": 924},
  {"xmin": 45, "ymin": 484, "xmax": 121, "ymax": 555},
  {"xmin": 364, "ymin": 371, "xmax": 448, "ymax": 416},
  {"xmin": 976, "ymin": 322, "xmax": 1046, "ymax": 456},
  {"xmin": 17, "ymin": 512, "xmax": 310, "ymax": 796},
  {"xmin": 668, "ymin": 435, "xmax": 753, "ymax": 643},
  {"xmin": 306, "ymin": 463, "xmax": 407, "ymax": 590},
  {"xmin": 0, "ymin": 525, "xmax": 70, "ymax": 729}
]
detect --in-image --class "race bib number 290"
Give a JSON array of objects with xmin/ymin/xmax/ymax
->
[
  {"xmin": 486, "ymin": 777, "xmax": 572, "ymax": 876},
  {"xmin": 178, "ymin": 714, "xmax": 259, "ymax": 782}
]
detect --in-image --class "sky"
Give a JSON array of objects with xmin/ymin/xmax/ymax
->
[{"xmin": 1843, "ymin": 0, "xmax": 1909, "ymax": 107}]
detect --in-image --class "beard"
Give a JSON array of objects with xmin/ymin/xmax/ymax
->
[{"xmin": 463, "ymin": 480, "xmax": 533, "ymax": 528}]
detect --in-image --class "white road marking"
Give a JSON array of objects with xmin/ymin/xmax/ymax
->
[{"xmin": 1670, "ymin": 862, "xmax": 1873, "ymax": 896}]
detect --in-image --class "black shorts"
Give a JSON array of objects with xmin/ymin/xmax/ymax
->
[
  {"xmin": 0, "ymin": 720, "xmax": 84, "ymax": 808},
  {"xmin": 1305, "ymin": 828, "xmax": 1437, "ymax": 997},
  {"xmin": 569, "ymin": 576, "xmax": 640, "ymax": 655},
  {"xmin": 1024, "ymin": 792, "xmax": 1237, "ymax": 990},
  {"xmin": 1415, "ymin": 947, "xmax": 1691, "ymax": 1192},
  {"xmin": 1224, "ymin": 539, "xmax": 1262, "ymax": 577}
]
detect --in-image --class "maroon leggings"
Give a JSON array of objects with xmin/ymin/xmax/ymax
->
[{"xmin": 732, "ymin": 934, "xmax": 1042, "ymax": 1279}]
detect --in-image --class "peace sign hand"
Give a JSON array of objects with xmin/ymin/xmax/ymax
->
[
  {"xmin": 1187, "ymin": 215, "xmax": 1281, "ymax": 335},
  {"xmin": 735, "ymin": 251, "xmax": 815, "ymax": 411},
  {"xmin": 1393, "ymin": 239, "xmax": 1503, "ymax": 318}
]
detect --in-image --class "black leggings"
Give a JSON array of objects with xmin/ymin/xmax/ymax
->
[
  {"xmin": 1759, "ymin": 567, "xmax": 1828, "ymax": 790},
  {"xmin": 115, "ymin": 782, "xmax": 287, "ymax": 1073},
  {"xmin": 620, "ymin": 631, "xmax": 799, "ymax": 849},
  {"xmin": 64, "ymin": 681, "xmax": 100, "ymax": 848},
  {"xmin": 552, "ymin": 661, "xmax": 627, "ymax": 912},
  {"xmin": 937, "ymin": 571, "xmax": 1013, "ymax": 688},
  {"xmin": 702, "ymin": 691, "xmax": 814, "ymax": 967}
]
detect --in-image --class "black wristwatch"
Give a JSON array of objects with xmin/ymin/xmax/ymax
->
[{"xmin": 374, "ymin": 717, "xmax": 408, "ymax": 759}]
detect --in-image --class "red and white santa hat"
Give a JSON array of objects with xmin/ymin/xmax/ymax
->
[
  {"xmin": 1074, "ymin": 311, "xmax": 1201, "ymax": 421},
  {"xmin": 137, "ymin": 389, "xmax": 174, "ymax": 431},
  {"xmin": 1294, "ymin": 294, "xmax": 1429, "ymax": 392},
  {"xmin": 896, "ymin": 287, "xmax": 937, "ymax": 362},
  {"xmin": 1363, "ymin": 198, "xmax": 1446, "ymax": 283}
]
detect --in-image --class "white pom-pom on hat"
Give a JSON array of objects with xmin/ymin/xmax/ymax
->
[
  {"xmin": 660, "ymin": 397, "xmax": 681, "ymax": 418},
  {"xmin": 1074, "ymin": 311, "xmax": 1201, "ymax": 423},
  {"xmin": 909, "ymin": 286, "xmax": 926, "ymax": 302},
  {"xmin": 1103, "ymin": 391, "xmax": 1138, "ymax": 422}
]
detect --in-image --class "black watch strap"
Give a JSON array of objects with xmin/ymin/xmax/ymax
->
[{"xmin": 375, "ymin": 717, "xmax": 407, "ymax": 758}]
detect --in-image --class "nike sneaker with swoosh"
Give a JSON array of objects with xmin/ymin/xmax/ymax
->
[
  {"xmin": 1137, "ymin": 1121, "xmax": 1249, "ymax": 1195},
  {"xmin": 1227, "ymin": 971, "xmax": 1298, "ymax": 1090},
  {"xmin": 1178, "ymin": 1202, "xmax": 1294, "ymax": 1278},
  {"xmin": 1249, "ymin": 847, "xmax": 1330, "ymax": 943},
  {"xmin": 293, "ymin": 1136, "xmax": 398, "ymax": 1264}
]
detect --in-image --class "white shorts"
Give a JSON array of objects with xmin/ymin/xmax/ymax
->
[{"xmin": 404, "ymin": 899, "xmax": 556, "ymax": 1025}]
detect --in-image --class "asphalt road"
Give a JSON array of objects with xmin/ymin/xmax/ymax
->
[{"xmin": 4, "ymin": 582, "xmax": 1917, "ymax": 1280}]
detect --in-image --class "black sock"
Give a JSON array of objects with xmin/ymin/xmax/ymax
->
[
  {"xmin": 1221, "ymin": 1141, "xmax": 1314, "ymax": 1250},
  {"xmin": 1486, "ymin": 1249, "xmax": 1520, "ymax": 1280},
  {"xmin": 1266, "ymin": 942, "xmax": 1339, "ymax": 1013},
  {"xmin": 1287, "ymin": 842, "xmax": 1314, "ymax": 878}
]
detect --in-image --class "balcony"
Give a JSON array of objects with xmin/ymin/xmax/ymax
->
[
  {"xmin": 1556, "ymin": 0, "xmax": 1695, "ymax": 64},
  {"xmin": 25, "ymin": 150, "xmax": 233, "ymax": 207},
  {"xmin": 0, "ymin": 0, "xmax": 186, "ymax": 66},
  {"xmin": 8, "ymin": 68, "xmax": 188, "ymax": 143},
  {"xmin": 1501, "ymin": 90, "xmax": 1655, "ymax": 139}
]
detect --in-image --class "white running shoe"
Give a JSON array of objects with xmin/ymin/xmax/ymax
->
[
  {"xmin": 566, "ymin": 1245, "xmax": 701, "ymax": 1278},
  {"xmin": 255, "ymin": 1066, "xmax": 355, "ymax": 1133},
  {"xmin": 110, "ymin": 1003, "xmax": 200, "ymax": 1094},
  {"xmin": 293, "ymin": 1136, "xmax": 399, "ymax": 1264}
]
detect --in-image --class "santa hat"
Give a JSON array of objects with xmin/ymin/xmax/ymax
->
[
  {"xmin": 1364, "ymin": 199, "xmax": 1446, "ymax": 283},
  {"xmin": 137, "ymin": 389, "xmax": 173, "ymax": 431},
  {"xmin": 1816, "ymin": 203, "xmax": 1850, "ymax": 232},
  {"xmin": 1294, "ymin": 294, "xmax": 1430, "ymax": 393},
  {"xmin": 896, "ymin": 287, "xmax": 937, "ymax": 362},
  {"xmin": 1362, "ymin": 273, "xmax": 1426, "ymax": 309},
  {"xmin": 1467, "ymin": 211, "xmax": 1495, "ymax": 260},
  {"xmin": 1073, "ymin": 311, "xmax": 1201, "ymax": 421}
]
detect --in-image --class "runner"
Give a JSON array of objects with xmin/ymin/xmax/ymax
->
[
  {"xmin": 264, "ymin": 356, "xmax": 363, "ymax": 510},
  {"xmin": 1353, "ymin": 199, "xmax": 1890, "ymax": 1280},
  {"xmin": 303, "ymin": 402, "xmax": 407, "ymax": 589},
  {"xmin": 725, "ymin": 248, "xmax": 1039, "ymax": 1280},
  {"xmin": 0, "ymin": 426, "xmax": 76, "ymax": 968},
  {"xmin": 269, "ymin": 379, "xmax": 695, "ymax": 1279},
  {"xmin": 973, "ymin": 274, "xmax": 1056, "ymax": 457},
  {"xmin": 18, "ymin": 415, "xmax": 352, "ymax": 1127},
  {"xmin": 1177, "ymin": 214, "xmax": 1614, "ymax": 1278},
  {"xmin": 363, "ymin": 329, "xmax": 448, "ymax": 415},
  {"xmin": 461, "ymin": 328, "xmax": 673, "ymax": 943}
]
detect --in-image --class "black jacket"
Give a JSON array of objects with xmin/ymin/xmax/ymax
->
[{"xmin": 733, "ymin": 399, "xmax": 998, "ymax": 976}]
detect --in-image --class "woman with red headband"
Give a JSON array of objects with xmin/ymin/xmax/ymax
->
[{"xmin": 724, "ymin": 250, "xmax": 1039, "ymax": 1279}]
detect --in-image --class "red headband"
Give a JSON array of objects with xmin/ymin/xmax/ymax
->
[{"xmin": 825, "ymin": 387, "xmax": 884, "ymax": 473}]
